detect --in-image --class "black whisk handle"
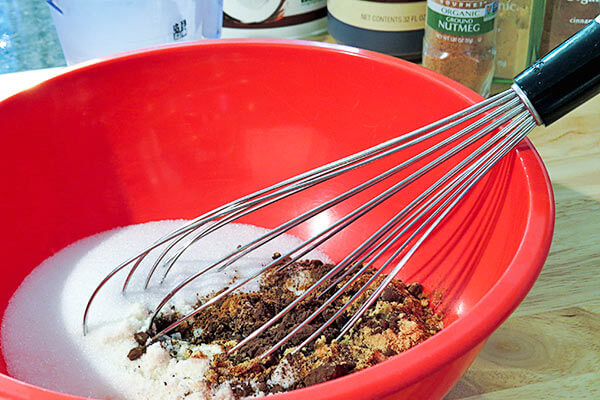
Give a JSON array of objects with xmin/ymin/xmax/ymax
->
[{"xmin": 513, "ymin": 15, "xmax": 600, "ymax": 126}]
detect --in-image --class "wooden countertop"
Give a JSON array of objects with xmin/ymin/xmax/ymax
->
[
  {"xmin": 307, "ymin": 33, "xmax": 600, "ymax": 397},
  {"xmin": 1, "ymin": 55, "xmax": 598, "ymax": 399},
  {"xmin": 295, "ymin": 33, "xmax": 599, "ymax": 395},
  {"xmin": 445, "ymin": 92, "xmax": 600, "ymax": 400}
]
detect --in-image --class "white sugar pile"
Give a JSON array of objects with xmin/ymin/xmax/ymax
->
[{"xmin": 1, "ymin": 221, "xmax": 330, "ymax": 400}]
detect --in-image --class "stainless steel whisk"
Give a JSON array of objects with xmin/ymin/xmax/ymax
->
[{"xmin": 83, "ymin": 18, "xmax": 600, "ymax": 359}]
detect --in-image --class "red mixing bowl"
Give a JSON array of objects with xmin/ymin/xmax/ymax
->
[{"xmin": 0, "ymin": 40, "xmax": 554, "ymax": 399}]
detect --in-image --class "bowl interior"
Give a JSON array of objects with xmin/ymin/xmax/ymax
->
[{"xmin": 0, "ymin": 41, "xmax": 552, "ymax": 399}]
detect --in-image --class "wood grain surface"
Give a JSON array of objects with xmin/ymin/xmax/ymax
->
[
  {"xmin": 306, "ymin": 34, "xmax": 600, "ymax": 397},
  {"xmin": 445, "ymin": 93, "xmax": 600, "ymax": 399}
]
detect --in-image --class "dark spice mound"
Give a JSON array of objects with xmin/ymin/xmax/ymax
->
[{"xmin": 130, "ymin": 256, "xmax": 443, "ymax": 398}]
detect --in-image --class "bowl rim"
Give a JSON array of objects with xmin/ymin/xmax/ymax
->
[{"xmin": 0, "ymin": 39, "xmax": 555, "ymax": 400}]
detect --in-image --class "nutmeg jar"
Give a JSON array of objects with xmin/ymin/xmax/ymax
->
[{"xmin": 422, "ymin": 0, "xmax": 499, "ymax": 96}]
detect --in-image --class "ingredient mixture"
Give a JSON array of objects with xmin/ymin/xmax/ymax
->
[
  {"xmin": 1, "ymin": 221, "xmax": 443, "ymax": 400},
  {"xmin": 130, "ymin": 257, "xmax": 443, "ymax": 398}
]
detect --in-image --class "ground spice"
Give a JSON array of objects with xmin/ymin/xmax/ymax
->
[
  {"xmin": 130, "ymin": 256, "xmax": 443, "ymax": 398},
  {"xmin": 422, "ymin": 0, "xmax": 499, "ymax": 96}
]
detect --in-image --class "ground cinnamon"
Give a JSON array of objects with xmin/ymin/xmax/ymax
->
[{"xmin": 422, "ymin": 0, "xmax": 499, "ymax": 96}]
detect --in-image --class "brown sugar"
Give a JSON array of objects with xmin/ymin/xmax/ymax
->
[{"xmin": 129, "ymin": 256, "xmax": 443, "ymax": 398}]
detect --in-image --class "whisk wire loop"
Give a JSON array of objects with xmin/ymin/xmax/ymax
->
[
  {"xmin": 118, "ymin": 90, "xmax": 520, "ymax": 297},
  {"xmin": 83, "ymin": 89, "xmax": 537, "ymax": 359},
  {"xmin": 334, "ymin": 117, "xmax": 537, "ymax": 342},
  {"xmin": 148, "ymin": 92, "xmax": 522, "ymax": 289},
  {"xmin": 258, "ymin": 112, "xmax": 536, "ymax": 358},
  {"xmin": 224, "ymin": 107, "xmax": 531, "ymax": 356},
  {"xmin": 146, "ymin": 94, "xmax": 523, "ymax": 333}
]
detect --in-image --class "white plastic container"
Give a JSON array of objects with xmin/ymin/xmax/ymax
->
[{"xmin": 46, "ymin": 0, "xmax": 223, "ymax": 65}]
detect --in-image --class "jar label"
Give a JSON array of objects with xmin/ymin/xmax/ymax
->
[
  {"xmin": 426, "ymin": 1, "xmax": 498, "ymax": 36},
  {"xmin": 328, "ymin": 0, "xmax": 427, "ymax": 32}
]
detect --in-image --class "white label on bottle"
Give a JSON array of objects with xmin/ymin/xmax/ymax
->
[
  {"xmin": 223, "ymin": 0, "xmax": 325, "ymax": 27},
  {"xmin": 283, "ymin": 0, "xmax": 326, "ymax": 15},
  {"xmin": 328, "ymin": 0, "xmax": 427, "ymax": 32},
  {"xmin": 427, "ymin": 2, "xmax": 488, "ymax": 18}
]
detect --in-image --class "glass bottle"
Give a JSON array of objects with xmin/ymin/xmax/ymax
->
[
  {"xmin": 422, "ymin": 0, "xmax": 499, "ymax": 96},
  {"xmin": 494, "ymin": 0, "xmax": 546, "ymax": 82},
  {"xmin": 540, "ymin": 0, "xmax": 600, "ymax": 55},
  {"xmin": 328, "ymin": 0, "xmax": 428, "ymax": 61}
]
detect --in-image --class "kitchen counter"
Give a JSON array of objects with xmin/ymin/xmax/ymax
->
[
  {"xmin": 446, "ymin": 91, "xmax": 600, "ymax": 399},
  {"xmin": 1, "ymin": 60, "xmax": 599, "ymax": 398}
]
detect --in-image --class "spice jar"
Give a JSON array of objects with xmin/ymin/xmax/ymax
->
[
  {"xmin": 422, "ymin": 0, "xmax": 499, "ymax": 96},
  {"xmin": 328, "ymin": 0, "xmax": 428, "ymax": 61},
  {"xmin": 494, "ymin": 0, "xmax": 545, "ymax": 81},
  {"xmin": 540, "ymin": 0, "xmax": 600, "ymax": 56}
]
